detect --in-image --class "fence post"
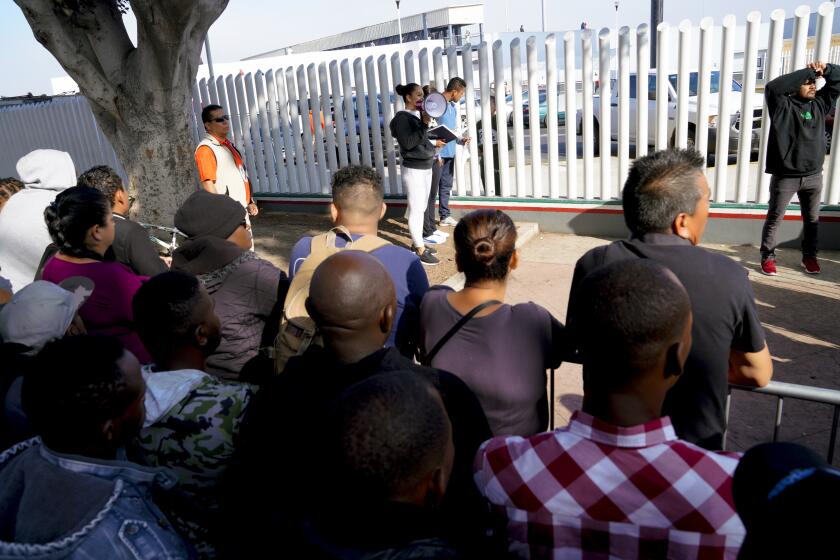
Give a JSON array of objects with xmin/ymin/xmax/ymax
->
[
  {"xmin": 636, "ymin": 24, "xmax": 650, "ymax": 158},
  {"xmin": 792, "ymin": 5, "xmax": 811, "ymax": 70},
  {"xmin": 462, "ymin": 44, "xmax": 482, "ymax": 196},
  {"xmin": 353, "ymin": 58, "xmax": 373, "ymax": 168},
  {"xmin": 378, "ymin": 55, "xmax": 399, "ymax": 195},
  {"xmin": 526, "ymin": 37, "xmax": 542, "ymax": 199},
  {"xmin": 676, "ymin": 20, "xmax": 692, "ymax": 150},
  {"xmin": 285, "ymin": 68, "xmax": 310, "ymax": 193},
  {"xmin": 307, "ymin": 64, "xmax": 329, "ymax": 192},
  {"xmin": 341, "ymin": 60, "xmax": 361, "ymax": 166},
  {"xmin": 696, "ymin": 18, "xmax": 713, "ymax": 174},
  {"xmin": 546, "ymin": 34, "xmax": 560, "ymax": 199},
  {"xmin": 245, "ymin": 73, "xmax": 270, "ymax": 193},
  {"xmin": 254, "ymin": 71, "xmax": 280, "ymax": 193},
  {"xmin": 598, "ymin": 28, "xmax": 612, "ymax": 200},
  {"xmin": 267, "ymin": 69, "xmax": 294, "ymax": 193},
  {"xmin": 433, "ymin": 47, "xmax": 445, "ymax": 91},
  {"xmin": 758, "ymin": 10, "xmax": 785, "ymax": 203},
  {"xmin": 581, "ymin": 30, "xmax": 595, "ymax": 199},
  {"xmin": 564, "ymin": 31, "xmax": 579, "ymax": 199},
  {"xmin": 510, "ymin": 38, "xmax": 527, "ymax": 197},
  {"xmin": 365, "ymin": 57, "xmax": 386, "ymax": 183},
  {"xmin": 295, "ymin": 67, "xmax": 318, "ymax": 193},
  {"xmin": 478, "ymin": 41, "xmax": 495, "ymax": 198},
  {"xmin": 736, "ymin": 12, "xmax": 761, "ymax": 204},
  {"xmin": 655, "ymin": 22, "xmax": 670, "ymax": 151},
  {"xmin": 330, "ymin": 61, "xmax": 349, "ymax": 168},
  {"xmin": 618, "ymin": 26, "xmax": 631, "ymax": 193},
  {"xmin": 404, "ymin": 50, "xmax": 416, "ymax": 84},
  {"xmin": 493, "ymin": 40, "xmax": 511, "ymax": 198},
  {"xmin": 714, "ymin": 15, "xmax": 736, "ymax": 203},
  {"xmin": 235, "ymin": 74, "xmax": 261, "ymax": 194},
  {"xmin": 198, "ymin": 78, "xmax": 210, "ymax": 108},
  {"xmin": 816, "ymin": 2, "xmax": 835, "ymax": 202},
  {"xmin": 224, "ymin": 76, "xmax": 242, "ymax": 153},
  {"xmin": 319, "ymin": 63, "xmax": 339, "ymax": 178},
  {"xmin": 390, "ymin": 53, "xmax": 404, "ymax": 114},
  {"xmin": 419, "ymin": 48, "xmax": 430, "ymax": 88}
]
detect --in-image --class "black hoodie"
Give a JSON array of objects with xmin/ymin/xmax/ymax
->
[
  {"xmin": 390, "ymin": 111, "xmax": 436, "ymax": 169},
  {"xmin": 765, "ymin": 64, "xmax": 840, "ymax": 177}
]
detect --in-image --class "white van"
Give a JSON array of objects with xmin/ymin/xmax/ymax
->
[{"xmin": 578, "ymin": 70, "xmax": 764, "ymax": 155}]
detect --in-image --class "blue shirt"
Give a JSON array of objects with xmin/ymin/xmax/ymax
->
[
  {"xmin": 438, "ymin": 101, "xmax": 458, "ymax": 159},
  {"xmin": 289, "ymin": 235, "xmax": 429, "ymax": 350}
]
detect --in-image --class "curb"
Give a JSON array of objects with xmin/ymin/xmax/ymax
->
[{"xmin": 441, "ymin": 222, "xmax": 540, "ymax": 290}]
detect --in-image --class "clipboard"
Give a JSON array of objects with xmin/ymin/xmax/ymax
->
[{"xmin": 427, "ymin": 125, "xmax": 459, "ymax": 143}]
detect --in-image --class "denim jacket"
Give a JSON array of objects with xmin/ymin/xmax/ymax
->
[{"xmin": 0, "ymin": 438, "xmax": 193, "ymax": 559}]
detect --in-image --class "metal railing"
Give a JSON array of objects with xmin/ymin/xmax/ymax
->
[{"xmin": 725, "ymin": 380, "xmax": 840, "ymax": 462}]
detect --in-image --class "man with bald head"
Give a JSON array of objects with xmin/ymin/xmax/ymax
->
[
  {"xmin": 223, "ymin": 251, "xmax": 494, "ymax": 557},
  {"xmin": 288, "ymin": 165, "xmax": 429, "ymax": 354}
]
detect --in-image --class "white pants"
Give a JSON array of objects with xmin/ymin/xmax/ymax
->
[{"xmin": 402, "ymin": 166, "xmax": 433, "ymax": 248}]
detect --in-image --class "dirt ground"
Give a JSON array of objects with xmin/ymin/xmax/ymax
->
[{"xmin": 251, "ymin": 210, "xmax": 458, "ymax": 284}]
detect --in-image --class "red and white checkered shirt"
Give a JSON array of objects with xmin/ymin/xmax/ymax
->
[{"xmin": 474, "ymin": 411, "xmax": 745, "ymax": 559}]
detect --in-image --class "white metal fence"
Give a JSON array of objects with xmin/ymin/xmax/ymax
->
[{"xmin": 3, "ymin": 3, "xmax": 840, "ymax": 206}]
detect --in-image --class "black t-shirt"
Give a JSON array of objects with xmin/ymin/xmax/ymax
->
[
  {"xmin": 112, "ymin": 215, "xmax": 168, "ymax": 277},
  {"xmin": 566, "ymin": 233, "xmax": 766, "ymax": 450}
]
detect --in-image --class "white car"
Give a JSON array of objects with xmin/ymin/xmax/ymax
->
[{"xmin": 578, "ymin": 70, "xmax": 763, "ymax": 155}]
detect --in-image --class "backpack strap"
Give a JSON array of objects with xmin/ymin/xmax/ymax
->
[{"xmin": 422, "ymin": 299, "xmax": 502, "ymax": 365}]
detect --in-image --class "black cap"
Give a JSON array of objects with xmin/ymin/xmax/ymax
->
[
  {"xmin": 734, "ymin": 442, "xmax": 840, "ymax": 559},
  {"xmin": 175, "ymin": 190, "xmax": 245, "ymax": 240}
]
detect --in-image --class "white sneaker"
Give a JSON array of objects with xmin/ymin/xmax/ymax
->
[
  {"xmin": 440, "ymin": 216, "xmax": 458, "ymax": 227},
  {"xmin": 433, "ymin": 229, "xmax": 450, "ymax": 238},
  {"xmin": 423, "ymin": 232, "xmax": 447, "ymax": 244}
]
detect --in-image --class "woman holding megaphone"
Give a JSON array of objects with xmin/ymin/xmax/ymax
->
[{"xmin": 390, "ymin": 83, "xmax": 446, "ymax": 266}]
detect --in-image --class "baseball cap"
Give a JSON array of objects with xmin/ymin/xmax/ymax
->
[{"xmin": 0, "ymin": 278, "xmax": 93, "ymax": 353}]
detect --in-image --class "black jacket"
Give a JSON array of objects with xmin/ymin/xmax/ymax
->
[
  {"xmin": 390, "ymin": 111, "xmax": 436, "ymax": 169},
  {"xmin": 222, "ymin": 346, "xmax": 497, "ymax": 558},
  {"xmin": 765, "ymin": 64, "xmax": 840, "ymax": 177},
  {"xmin": 111, "ymin": 215, "xmax": 168, "ymax": 276}
]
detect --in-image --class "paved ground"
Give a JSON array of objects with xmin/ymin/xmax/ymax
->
[{"xmin": 254, "ymin": 211, "xmax": 840, "ymax": 462}]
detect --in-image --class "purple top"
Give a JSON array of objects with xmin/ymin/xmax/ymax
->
[
  {"xmin": 42, "ymin": 257, "xmax": 151, "ymax": 363},
  {"xmin": 420, "ymin": 286, "xmax": 565, "ymax": 437}
]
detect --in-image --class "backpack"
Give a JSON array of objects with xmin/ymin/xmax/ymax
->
[{"xmin": 273, "ymin": 226, "xmax": 390, "ymax": 374}]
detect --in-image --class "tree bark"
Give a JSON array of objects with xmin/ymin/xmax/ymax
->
[{"xmin": 14, "ymin": 0, "xmax": 229, "ymax": 224}]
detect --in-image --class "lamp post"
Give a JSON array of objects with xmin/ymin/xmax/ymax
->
[
  {"xmin": 396, "ymin": 1, "xmax": 403, "ymax": 47},
  {"xmin": 541, "ymin": 0, "xmax": 547, "ymax": 32},
  {"xmin": 613, "ymin": 1, "xmax": 619, "ymax": 73}
]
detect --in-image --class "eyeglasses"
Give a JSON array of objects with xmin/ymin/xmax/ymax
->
[{"xmin": 211, "ymin": 115, "xmax": 230, "ymax": 123}]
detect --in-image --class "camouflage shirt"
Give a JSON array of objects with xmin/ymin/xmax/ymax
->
[{"xmin": 134, "ymin": 370, "xmax": 256, "ymax": 557}]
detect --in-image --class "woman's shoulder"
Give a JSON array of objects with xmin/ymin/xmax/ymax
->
[
  {"xmin": 509, "ymin": 301, "xmax": 554, "ymax": 323},
  {"xmin": 421, "ymin": 285, "xmax": 454, "ymax": 305}
]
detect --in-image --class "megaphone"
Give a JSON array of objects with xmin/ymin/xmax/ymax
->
[{"xmin": 422, "ymin": 92, "xmax": 447, "ymax": 119}]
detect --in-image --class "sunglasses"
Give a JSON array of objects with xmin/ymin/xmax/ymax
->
[{"xmin": 211, "ymin": 115, "xmax": 230, "ymax": 123}]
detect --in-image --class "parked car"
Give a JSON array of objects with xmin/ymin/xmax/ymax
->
[{"xmin": 577, "ymin": 70, "xmax": 763, "ymax": 155}]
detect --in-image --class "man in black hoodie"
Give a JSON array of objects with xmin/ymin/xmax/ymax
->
[
  {"xmin": 760, "ymin": 61, "xmax": 840, "ymax": 276},
  {"xmin": 222, "ymin": 251, "xmax": 497, "ymax": 558}
]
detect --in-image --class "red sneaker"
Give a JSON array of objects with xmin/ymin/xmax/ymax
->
[
  {"xmin": 760, "ymin": 258, "xmax": 778, "ymax": 276},
  {"xmin": 802, "ymin": 256, "xmax": 821, "ymax": 274}
]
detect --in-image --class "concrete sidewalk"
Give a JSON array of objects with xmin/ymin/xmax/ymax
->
[{"xmin": 503, "ymin": 232, "xmax": 840, "ymax": 462}]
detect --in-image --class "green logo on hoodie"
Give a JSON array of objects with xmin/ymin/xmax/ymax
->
[{"xmin": 802, "ymin": 111, "xmax": 813, "ymax": 120}]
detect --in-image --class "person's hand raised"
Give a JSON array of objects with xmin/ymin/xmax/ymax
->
[{"xmin": 808, "ymin": 61, "xmax": 827, "ymax": 77}]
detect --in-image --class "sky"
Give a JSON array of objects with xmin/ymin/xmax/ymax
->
[{"xmin": 0, "ymin": 0, "xmax": 827, "ymax": 96}]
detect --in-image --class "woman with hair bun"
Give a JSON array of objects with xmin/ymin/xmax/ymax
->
[
  {"xmin": 390, "ymin": 82, "xmax": 445, "ymax": 266},
  {"xmin": 419, "ymin": 209, "xmax": 565, "ymax": 436},
  {"xmin": 41, "ymin": 186, "xmax": 150, "ymax": 363}
]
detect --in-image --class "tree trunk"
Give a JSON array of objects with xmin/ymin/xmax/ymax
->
[{"xmin": 14, "ymin": 0, "xmax": 228, "ymax": 224}]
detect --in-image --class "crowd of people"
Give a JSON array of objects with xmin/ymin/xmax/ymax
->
[{"xmin": 0, "ymin": 64, "xmax": 837, "ymax": 559}]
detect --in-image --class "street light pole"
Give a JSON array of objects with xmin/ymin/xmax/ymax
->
[
  {"xmin": 650, "ymin": 0, "xmax": 663, "ymax": 67},
  {"xmin": 396, "ymin": 1, "xmax": 403, "ymax": 48},
  {"xmin": 541, "ymin": 0, "xmax": 547, "ymax": 32},
  {"xmin": 614, "ymin": 1, "xmax": 619, "ymax": 73}
]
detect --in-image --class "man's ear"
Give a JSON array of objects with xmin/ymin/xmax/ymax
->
[
  {"xmin": 424, "ymin": 465, "xmax": 447, "ymax": 507},
  {"xmin": 379, "ymin": 201, "xmax": 387, "ymax": 220},
  {"xmin": 664, "ymin": 341, "xmax": 685, "ymax": 382},
  {"xmin": 114, "ymin": 188, "xmax": 128, "ymax": 208},
  {"xmin": 379, "ymin": 302, "xmax": 396, "ymax": 335},
  {"xmin": 195, "ymin": 323, "xmax": 209, "ymax": 347},
  {"xmin": 329, "ymin": 202, "xmax": 339, "ymax": 223},
  {"xmin": 672, "ymin": 213, "xmax": 691, "ymax": 240},
  {"xmin": 101, "ymin": 418, "xmax": 115, "ymax": 443}
]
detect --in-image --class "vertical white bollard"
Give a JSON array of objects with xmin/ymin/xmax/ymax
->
[
  {"xmin": 462, "ymin": 44, "xmax": 482, "ymax": 196},
  {"xmin": 353, "ymin": 58, "xmax": 373, "ymax": 167},
  {"xmin": 478, "ymin": 42, "xmax": 496, "ymax": 197},
  {"xmin": 391, "ymin": 53, "xmax": 404, "ymax": 114},
  {"xmin": 546, "ymin": 34, "xmax": 560, "ymax": 199},
  {"xmin": 815, "ymin": 2, "xmax": 835, "ymax": 202},
  {"xmin": 526, "ymin": 37, "xmax": 542, "ymax": 198},
  {"xmin": 714, "ymin": 15, "xmax": 735, "ymax": 203},
  {"xmin": 676, "ymin": 20, "xmax": 692, "ymax": 149},
  {"xmin": 297, "ymin": 66, "xmax": 319, "ymax": 192},
  {"xmin": 245, "ymin": 73, "xmax": 269, "ymax": 193},
  {"xmin": 285, "ymin": 68, "xmax": 310, "ymax": 193},
  {"xmin": 378, "ymin": 55, "xmax": 399, "ymax": 195},
  {"xmin": 307, "ymin": 64, "xmax": 329, "ymax": 192},
  {"xmin": 581, "ymin": 30, "xmax": 595, "ymax": 199},
  {"xmin": 493, "ymin": 40, "xmax": 511, "ymax": 197},
  {"xmin": 329, "ymin": 61, "xmax": 349, "ymax": 168},
  {"xmin": 655, "ymin": 23, "xmax": 670, "ymax": 151},
  {"xmin": 340, "ymin": 60, "xmax": 360, "ymax": 166},
  {"xmin": 696, "ymin": 18, "xmax": 713, "ymax": 173},
  {"xmin": 736, "ymin": 12, "xmax": 761, "ymax": 204},
  {"xmin": 792, "ymin": 5, "xmax": 811, "ymax": 70},
  {"xmin": 564, "ymin": 32, "xmax": 579, "ymax": 199},
  {"xmin": 254, "ymin": 72, "xmax": 280, "ymax": 193},
  {"xmin": 758, "ymin": 10, "xmax": 785, "ymax": 203},
  {"xmin": 636, "ymin": 24, "xmax": 650, "ymax": 157},
  {"xmin": 208, "ymin": 77, "xmax": 219, "ymax": 105},
  {"xmin": 447, "ymin": 46, "xmax": 465, "ymax": 195},
  {"xmin": 598, "ymin": 29, "xmax": 611, "ymax": 200},
  {"xmin": 433, "ymin": 48, "xmax": 445, "ymax": 91},
  {"xmin": 198, "ymin": 78, "xmax": 209, "ymax": 108},
  {"xmin": 404, "ymin": 50, "xmax": 416, "ymax": 84},
  {"xmin": 510, "ymin": 39, "xmax": 526, "ymax": 197},
  {"xmin": 267, "ymin": 69, "xmax": 294, "ymax": 193},
  {"xmin": 365, "ymin": 57, "xmax": 386, "ymax": 182},
  {"xmin": 419, "ymin": 48, "xmax": 430, "ymax": 88},
  {"xmin": 618, "ymin": 26, "xmax": 631, "ymax": 194},
  {"xmin": 319, "ymin": 63, "xmax": 339, "ymax": 178},
  {"xmin": 236, "ymin": 74, "xmax": 261, "ymax": 194}
]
